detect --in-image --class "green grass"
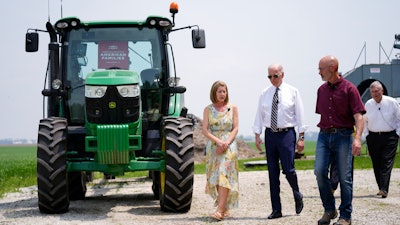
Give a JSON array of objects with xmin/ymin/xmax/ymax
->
[
  {"xmin": 246, "ymin": 141, "xmax": 317, "ymax": 156},
  {"xmin": 195, "ymin": 141, "xmax": 400, "ymax": 173},
  {"xmin": 0, "ymin": 145, "xmax": 148, "ymax": 198},
  {"xmin": 195, "ymin": 154, "xmax": 399, "ymax": 173},
  {"xmin": 0, "ymin": 145, "xmax": 36, "ymax": 198},
  {"xmin": 1, "ymin": 142, "xmax": 399, "ymax": 198}
]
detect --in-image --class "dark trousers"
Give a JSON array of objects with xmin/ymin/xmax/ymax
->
[
  {"xmin": 366, "ymin": 131, "xmax": 399, "ymax": 193},
  {"xmin": 264, "ymin": 128, "xmax": 301, "ymax": 211}
]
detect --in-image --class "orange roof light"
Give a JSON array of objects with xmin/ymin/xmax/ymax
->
[{"xmin": 170, "ymin": 2, "xmax": 179, "ymax": 14}]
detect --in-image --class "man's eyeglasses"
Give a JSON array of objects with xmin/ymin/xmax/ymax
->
[{"xmin": 268, "ymin": 74, "xmax": 280, "ymax": 79}]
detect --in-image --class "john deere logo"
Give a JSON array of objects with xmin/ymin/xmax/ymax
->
[{"xmin": 109, "ymin": 102, "xmax": 116, "ymax": 108}]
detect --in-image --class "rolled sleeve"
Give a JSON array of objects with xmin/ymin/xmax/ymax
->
[
  {"xmin": 253, "ymin": 97, "xmax": 264, "ymax": 134},
  {"xmin": 294, "ymin": 88, "xmax": 308, "ymax": 133}
]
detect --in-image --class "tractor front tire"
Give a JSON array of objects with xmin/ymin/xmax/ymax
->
[
  {"xmin": 160, "ymin": 117, "xmax": 194, "ymax": 212},
  {"xmin": 37, "ymin": 117, "xmax": 69, "ymax": 214}
]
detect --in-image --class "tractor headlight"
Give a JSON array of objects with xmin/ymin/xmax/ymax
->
[
  {"xmin": 117, "ymin": 85, "xmax": 140, "ymax": 97},
  {"xmin": 52, "ymin": 79, "xmax": 62, "ymax": 90},
  {"xmin": 56, "ymin": 21, "xmax": 69, "ymax": 29},
  {"xmin": 158, "ymin": 20, "xmax": 171, "ymax": 27},
  {"xmin": 85, "ymin": 86, "xmax": 107, "ymax": 98},
  {"xmin": 167, "ymin": 77, "xmax": 180, "ymax": 87}
]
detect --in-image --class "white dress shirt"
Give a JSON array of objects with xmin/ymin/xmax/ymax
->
[
  {"xmin": 253, "ymin": 81, "xmax": 308, "ymax": 134},
  {"xmin": 364, "ymin": 95, "xmax": 400, "ymax": 136}
]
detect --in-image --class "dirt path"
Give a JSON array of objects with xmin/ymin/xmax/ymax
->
[{"xmin": 1, "ymin": 169, "xmax": 400, "ymax": 225}]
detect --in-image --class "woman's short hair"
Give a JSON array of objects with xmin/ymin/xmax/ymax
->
[{"xmin": 210, "ymin": 80, "xmax": 229, "ymax": 104}]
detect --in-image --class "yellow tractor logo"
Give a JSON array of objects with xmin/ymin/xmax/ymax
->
[{"xmin": 109, "ymin": 102, "xmax": 116, "ymax": 109}]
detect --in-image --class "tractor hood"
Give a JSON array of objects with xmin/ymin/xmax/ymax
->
[{"xmin": 86, "ymin": 70, "xmax": 140, "ymax": 86}]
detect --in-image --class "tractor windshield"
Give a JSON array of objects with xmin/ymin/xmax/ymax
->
[{"xmin": 65, "ymin": 27, "xmax": 163, "ymax": 124}]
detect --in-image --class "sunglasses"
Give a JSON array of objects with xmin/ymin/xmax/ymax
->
[{"xmin": 268, "ymin": 74, "xmax": 280, "ymax": 79}]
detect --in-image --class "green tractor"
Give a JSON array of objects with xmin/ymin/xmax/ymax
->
[{"xmin": 25, "ymin": 2, "xmax": 205, "ymax": 214}]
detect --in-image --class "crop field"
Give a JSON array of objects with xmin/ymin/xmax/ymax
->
[{"xmin": 0, "ymin": 145, "xmax": 36, "ymax": 197}]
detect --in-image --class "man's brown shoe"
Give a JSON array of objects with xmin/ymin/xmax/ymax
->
[
  {"xmin": 377, "ymin": 190, "xmax": 388, "ymax": 198},
  {"xmin": 333, "ymin": 217, "xmax": 351, "ymax": 225},
  {"xmin": 318, "ymin": 210, "xmax": 338, "ymax": 225}
]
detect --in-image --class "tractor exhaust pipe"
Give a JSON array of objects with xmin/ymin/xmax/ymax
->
[
  {"xmin": 46, "ymin": 22, "xmax": 59, "ymax": 82},
  {"xmin": 45, "ymin": 22, "xmax": 60, "ymax": 117}
]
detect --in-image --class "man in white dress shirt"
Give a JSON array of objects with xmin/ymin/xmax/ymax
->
[
  {"xmin": 253, "ymin": 63, "xmax": 307, "ymax": 219},
  {"xmin": 364, "ymin": 80, "xmax": 400, "ymax": 198}
]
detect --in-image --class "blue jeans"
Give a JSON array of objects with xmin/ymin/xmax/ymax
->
[{"xmin": 314, "ymin": 129, "xmax": 354, "ymax": 220}]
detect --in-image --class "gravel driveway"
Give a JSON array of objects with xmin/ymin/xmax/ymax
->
[{"xmin": 1, "ymin": 169, "xmax": 399, "ymax": 225}]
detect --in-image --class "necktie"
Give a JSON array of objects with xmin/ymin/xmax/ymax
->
[{"xmin": 271, "ymin": 87, "xmax": 279, "ymax": 132}]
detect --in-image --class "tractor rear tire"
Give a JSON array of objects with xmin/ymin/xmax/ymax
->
[
  {"xmin": 68, "ymin": 172, "xmax": 87, "ymax": 200},
  {"xmin": 86, "ymin": 171, "xmax": 94, "ymax": 182},
  {"xmin": 150, "ymin": 171, "xmax": 160, "ymax": 200},
  {"xmin": 159, "ymin": 117, "xmax": 194, "ymax": 212},
  {"xmin": 37, "ymin": 117, "xmax": 69, "ymax": 214}
]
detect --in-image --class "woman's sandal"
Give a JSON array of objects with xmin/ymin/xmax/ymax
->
[
  {"xmin": 210, "ymin": 211, "xmax": 224, "ymax": 221},
  {"xmin": 224, "ymin": 210, "xmax": 230, "ymax": 218}
]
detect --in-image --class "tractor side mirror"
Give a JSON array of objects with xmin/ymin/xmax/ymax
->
[
  {"xmin": 26, "ymin": 32, "xmax": 39, "ymax": 52},
  {"xmin": 164, "ymin": 86, "xmax": 186, "ymax": 94},
  {"xmin": 192, "ymin": 29, "xmax": 206, "ymax": 49}
]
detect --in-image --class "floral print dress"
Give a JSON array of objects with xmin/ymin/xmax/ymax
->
[{"xmin": 205, "ymin": 103, "xmax": 239, "ymax": 210}]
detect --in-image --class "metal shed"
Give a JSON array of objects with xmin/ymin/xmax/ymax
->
[{"xmin": 344, "ymin": 34, "xmax": 400, "ymax": 103}]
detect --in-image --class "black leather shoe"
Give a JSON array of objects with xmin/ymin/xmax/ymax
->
[
  {"xmin": 295, "ymin": 194, "xmax": 304, "ymax": 214},
  {"xmin": 268, "ymin": 210, "xmax": 282, "ymax": 219}
]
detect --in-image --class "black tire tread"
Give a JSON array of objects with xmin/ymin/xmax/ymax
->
[
  {"xmin": 37, "ymin": 117, "xmax": 69, "ymax": 214},
  {"xmin": 160, "ymin": 117, "xmax": 194, "ymax": 212}
]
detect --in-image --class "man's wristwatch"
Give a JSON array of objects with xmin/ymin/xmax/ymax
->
[{"xmin": 298, "ymin": 135, "xmax": 304, "ymax": 141}]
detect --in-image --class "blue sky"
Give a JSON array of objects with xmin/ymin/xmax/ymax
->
[{"xmin": 1, "ymin": 0, "xmax": 399, "ymax": 139}]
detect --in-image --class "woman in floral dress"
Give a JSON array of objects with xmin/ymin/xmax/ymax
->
[{"xmin": 202, "ymin": 80, "xmax": 239, "ymax": 221}]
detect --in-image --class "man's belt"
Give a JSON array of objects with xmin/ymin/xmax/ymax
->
[
  {"xmin": 320, "ymin": 127, "xmax": 353, "ymax": 134},
  {"xmin": 369, "ymin": 130, "xmax": 396, "ymax": 135},
  {"xmin": 270, "ymin": 127, "xmax": 294, "ymax": 132}
]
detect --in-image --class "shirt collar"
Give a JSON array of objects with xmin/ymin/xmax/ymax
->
[{"xmin": 327, "ymin": 75, "xmax": 343, "ymax": 89}]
